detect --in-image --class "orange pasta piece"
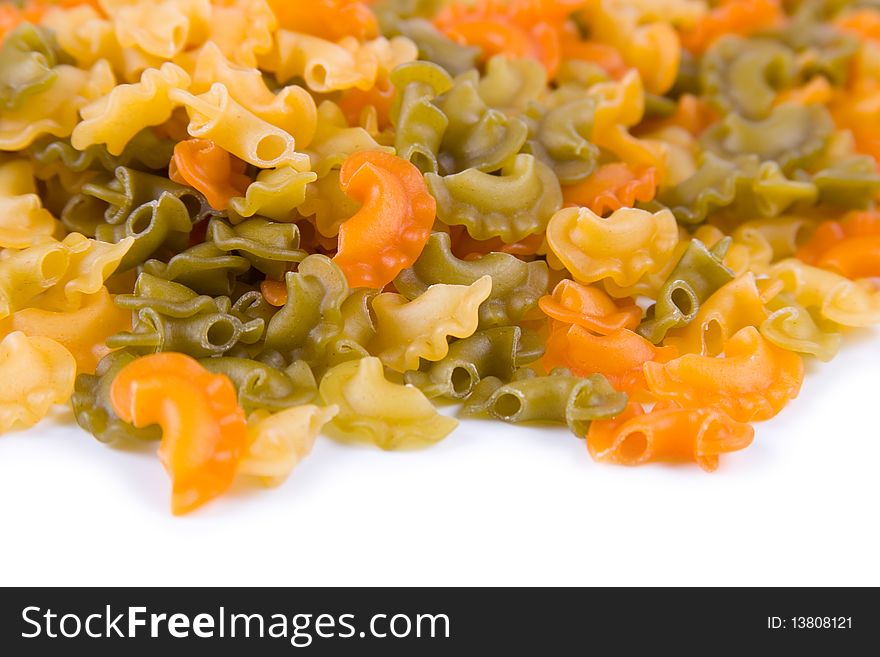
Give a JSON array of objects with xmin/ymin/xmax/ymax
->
[
  {"xmin": 561, "ymin": 163, "xmax": 658, "ymax": 215},
  {"xmin": 267, "ymin": 0, "xmax": 378, "ymax": 42},
  {"xmin": 586, "ymin": 401, "xmax": 755, "ymax": 472},
  {"xmin": 559, "ymin": 23, "xmax": 628, "ymax": 79},
  {"xmin": 338, "ymin": 74, "xmax": 395, "ymax": 130},
  {"xmin": 2, "ymin": 288, "xmax": 131, "ymax": 374},
  {"xmin": 332, "ymin": 150, "xmax": 436, "ymax": 289},
  {"xmin": 836, "ymin": 10, "xmax": 880, "ymax": 42},
  {"xmin": 774, "ymin": 77, "xmax": 833, "ymax": 107},
  {"xmin": 260, "ymin": 278, "xmax": 288, "ymax": 307},
  {"xmin": 538, "ymin": 279, "xmax": 642, "ymax": 334},
  {"xmin": 796, "ymin": 212, "xmax": 880, "ymax": 279},
  {"xmin": 543, "ymin": 321, "xmax": 677, "ymax": 400},
  {"xmin": 433, "ymin": 0, "xmax": 566, "ymax": 78},
  {"xmin": 110, "ymin": 353, "xmax": 248, "ymax": 515},
  {"xmin": 679, "ymin": 0, "xmax": 784, "ymax": 54},
  {"xmin": 644, "ymin": 326, "xmax": 804, "ymax": 423},
  {"xmin": 169, "ymin": 139, "xmax": 251, "ymax": 212}
]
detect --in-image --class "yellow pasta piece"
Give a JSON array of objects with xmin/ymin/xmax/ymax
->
[
  {"xmin": 112, "ymin": 0, "xmax": 211, "ymax": 59},
  {"xmin": 369, "ymin": 276, "xmax": 493, "ymax": 372},
  {"xmin": 306, "ymin": 101, "xmax": 395, "ymax": 177},
  {"xmin": 261, "ymin": 30, "xmax": 379, "ymax": 93},
  {"xmin": 72, "ymin": 62, "xmax": 191, "ymax": 155},
  {"xmin": 769, "ymin": 259, "xmax": 880, "ymax": 328},
  {"xmin": 191, "ymin": 41, "xmax": 318, "ymax": 148},
  {"xmin": 318, "ymin": 357, "xmax": 458, "ymax": 450},
  {"xmin": 0, "ymin": 241, "xmax": 71, "ymax": 320},
  {"xmin": 229, "ymin": 167, "xmax": 317, "ymax": 222},
  {"xmin": 171, "ymin": 84, "xmax": 310, "ymax": 170},
  {"xmin": 239, "ymin": 405, "xmax": 338, "ymax": 486},
  {"xmin": 547, "ymin": 206, "xmax": 679, "ymax": 288},
  {"xmin": 206, "ymin": 0, "xmax": 277, "ymax": 68},
  {"xmin": 0, "ymin": 62, "xmax": 116, "ymax": 151},
  {"xmin": 0, "ymin": 161, "xmax": 59, "ymax": 249},
  {"xmin": 42, "ymin": 6, "xmax": 119, "ymax": 69},
  {"xmin": 0, "ymin": 332, "xmax": 76, "ymax": 433},
  {"xmin": 1, "ymin": 287, "xmax": 132, "ymax": 374}
]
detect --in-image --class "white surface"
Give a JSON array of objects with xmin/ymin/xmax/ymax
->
[{"xmin": 0, "ymin": 328, "xmax": 878, "ymax": 587}]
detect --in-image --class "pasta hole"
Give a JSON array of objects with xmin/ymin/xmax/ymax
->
[
  {"xmin": 39, "ymin": 250, "xmax": 68, "ymax": 281},
  {"xmin": 450, "ymin": 367, "xmax": 474, "ymax": 396},
  {"xmin": 618, "ymin": 431, "xmax": 648, "ymax": 462},
  {"xmin": 205, "ymin": 318, "xmax": 236, "ymax": 349},
  {"xmin": 308, "ymin": 65, "xmax": 328, "ymax": 89},
  {"xmin": 492, "ymin": 393, "xmax": 523, "ymax": 420},
  {"xmin": 255, "ymin": 134, "xmax": 288, "ymax": 163},
  {"xmin": 128, "ymin": 208, "xmax": 155, "ymax": 235},
  {"xmin": 671, "ymin": 287, "xmax": 695, "ymax": 318},
  {"xmin": 703, "ymin": 320, "xmax": 724, "ymax": 356},
  {"xmin": 410, "ymin": 152, "xmax": 434, "ymax": 174}
]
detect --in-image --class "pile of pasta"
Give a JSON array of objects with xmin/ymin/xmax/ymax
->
[{"xmin": 1, "ymin": 0, "xmax": 879, "ymax": 514}]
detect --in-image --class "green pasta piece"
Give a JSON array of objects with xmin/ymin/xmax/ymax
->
[
  {"xmin": 227, "ymin": 167, "xmax": 316, "ymax": 222},
  {"xmin": 768, "ymin": 7, "xmax": 858, "ymax": 86},
  {"xmin": 390, "ymin": 61, "xmax": 453, "ymax": 174},
  {"xmin": 231, "ymin": 289, "xmax": 279, "ymax": 326},
  {"xmin": 437, "ymin": 73, "xmax": 529, "ymax": 174},
  {"xmin": 404, "ymin": 326, "xmax": 543, "ymax": 400},
  {"xmin": 477, "ymin": 55, "xmax": 547, "ymax": 113},
  {"xmin": 700, "ymin": 36, "xmax": 796, "ymax": 120},
  {"xmin": 115, "ymin": 272, "xmax": 222, "ymax": 318},
  {"xmin": 426, "ymin": 153, "xmax": 562, "ymax": 243},
  {"xmin": 207, "ymin": 218, "xmax": 306, "ymax": 279},
  {"xmin": 82, "ymin": 167, "xmax": 215, "ymax": 226},
  {"xmin": 141, "ymin": 242, "xmax": 251, "ymax": 297},
  {"xmin": 72, "ymin": 351, "xmax": 161, "ymax": 444},
  {"xmin": 654, "ymin": 153, "xmax": 817, "ymax": 224},
  {"xmin": 807, "ymin": 157, "xmax": 880, "ymax": 209},
  {"xmin": 199, "ymin": 357, "xmax": 317, "ymax": 413},
  {"xmin": 759, "ymin": 291, "xmax": 842, "ymax": 361},
  {"xmin": 461, "ymin": 369, "xmax": 628, "ymax": 437},
  {"xmin": 526, "ymin": 98, "xmax": 600, "ymax": 184},
  {"xmin": 94, "ymin": 193, "xmax": 194, "ymax": 270},
  {"xmin": 701, "ymin": 103, "xmax": 834, "ymax": 172},
  {"xmin": 60, "ymin": 193, "xmax": 107, "ymax": 237},
  {"xmin": 669, "ymin": 48, "xmax": 701, "ymax": 98},
  {"xmin": 394, "ymin": 231, "xmax": 549, "ymax": 328},
  {"xmin": 381, "ymin": 16, "xmax": 479, "ymax": 76},
  {"xmin": 263, "ymin": 254, "xmax": 350, "ymax": 365},
  {"xmin": 107, "ymin": 305, "xmax": 264, "ymax": 358},
  {"xmin": 637, "ymin": 238, "xmax": 735, "ymax": 344},
  {"xmin": 373, "ymin": 0, "xmax": 446, "ymax": 19},
  {"xmin": 323, "ymin": 288, "xmax": 377, "ymax": 368},
  {"xmin": 28, "ymin": 130, "xmax": 175, "ymax": 176},
  {"xmin": 643, "ymin": 93, "xmax": 678, "ymax": 119},
  {"xmin": 0, "ymin": 23, "xmax": 67, "ymax": 111}
]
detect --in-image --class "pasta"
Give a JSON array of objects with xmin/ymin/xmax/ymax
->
[{"xmin": 2, "ymin": 0, "xmax": 879, "ymax": 512}]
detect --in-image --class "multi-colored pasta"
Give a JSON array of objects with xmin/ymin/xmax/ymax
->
[{"xmin": 2, "ymin": 0, "xmax": 879, "ymax": 514}]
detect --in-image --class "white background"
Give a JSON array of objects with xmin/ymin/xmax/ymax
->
[{"xmin": 1, "ymin": 327, "xmax": 878, "ymax": 587}]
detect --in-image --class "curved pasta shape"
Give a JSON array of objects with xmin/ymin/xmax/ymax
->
[
  {"xmin": 394, "ymin": 231, "xmax": 549, "ymax": 328},
  {"xmin": 527, "ymin": 97, "xmax": 599, "ymax": 184},
  {"xmin": 543, "ymin": 322, "xmax": 677, "ymax": 401},
  {"xmin": 644, "ymin": 326, "xmax": 804, "ymax": 422},
  {"xmin": 438, "ymin": 73, "xmax": 529, "ymax": 175},
  {"xmin": 810, "ymin": 157, "xmax": 880, "ymax": 211},
  {"xmin": 679, "ymin": 0, "xmax": 783, "ymax": 54},
  {"xmin": 637, "ymin": 238, "xmax": 735, "ymax": 344},
  {"xmin": 332, "ymin": 150, "xmax": 436, "ymax": 289},
  {"xmin": 111, "ymin": 0, "xmax": 209, "ymax": 59},
  {"xmin": 207, "ymin": 217, "xmax": 305, "ymax": 279},
  {"xmin": 228, "ymin": 166, "xmax": 316, "ymax": 222},
  {"xmin": 369, "ymin": 275, "xmax": 492, "ymax": 372},
  {"xmin": 538, "ymin": 279, "xmax": 642, "ymax": 335},
  {"xmin": 0, "ymin": 23, "xmax": 63, "ymax": 111},
  {"xmin": 0, "ymin": 159, "xmax": 59, "ymax": 249},
  {"xmin": 239, "ymin": 404, "xmax": 338, "ymax": 486},
  {"xmin": 561, "ymin": 163, "xmax": 657, "ymax": 215},
  {"xmin": 269, "ymin": 0, "xmax": 377, "ymax": 41},
  {"xmin": 109, "ymin": 352, "xmax": 248, "ymax": 514},
  {"xmin": 72, "ymin": 62, "xmax": 189, "ymax": 155},
  {"xmin": 462, "ymin": 369, "xmax": 628, "ymax": 437},
  {"xmin": 305, "ymin": 100, "xmax": 394, "ymax": 177},
  {"xmin": 0, "ymin": 331, "xmax": 75, "ymax": 433},
  {"xmin": 263, "ymin": 30, "xmax": 378, "ymax": 92},
  {"xmin": 586, "ymin": 401, "xmax": 754, "ymax": 471},
  {"xmin": 760, "ymin": 295, "xmax": 842, "ymax": 362},
  {"xmin": 390, "ymin": 60, "xmax": 453, "ymax": 174},
  {"xmin": 205, "ymin": 0, "xmax": 277, "ymax": 68},
  {"xmin": 2, "ymin": 287, "xmax": 131, "ymax": 373},
  {"xmin": 199, "ymin": 357, "xmax": 318, "ymax": 414},
  {"xmin": 141, "ymin": 242, "xmax": 250, "ymax": 297},
  {"xmin": 168, "ymin": 138, "xmax": 250, "ymax": 211},
  {"xmin": 115, "ymin": 272, "xmax": 221, "ymax": 318},
  {"xmin": 795, "ymin": 212, "xmax": 880, "ymax": 280},
  {"xmin": 191, "ymin": 41, "xmax": 318, "ymax": 148},
  {"xmin": 171, "ymin": 83, "xmax": 309, "ymax": 170},
  {"xmin": 546, "ymin": 206, "xmax": 679, "ymax": 288},
  {"xmin": 318, "ymin": 356, "xmax": 458, "ymax": 450},
  {"xmin": 768, "ymin": 259, "xmax": 880, "ymax": 328},
  {"xmin": 0, "ymin": 60, "xmax": 115, "ymax": 151},
  {"xmin": 384, "ymin": 16, "xmax": 480, "ymax": 77},
  {"xmin": 427, "ymin": 153, "xmax": 562, "ymax": 243},
  {"xmin": 404, "ymin": 325, "xmax": 542, "ymax": 400},
  {"xmin": 701, "ymin": 103, "xmax": 834, "ymax": 172}
]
